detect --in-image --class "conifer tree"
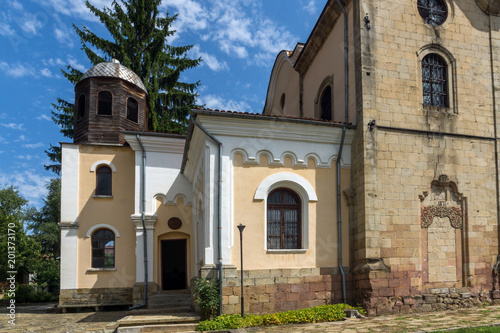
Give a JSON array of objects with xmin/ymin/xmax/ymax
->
[{"xmin": 45, "ymin": 0, "xmax": 200, "ymax": 173}]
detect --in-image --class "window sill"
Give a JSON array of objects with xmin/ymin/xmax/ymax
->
[
  {"xmin": 266, "ymin": 249, "xmax": 307, "ymax": 254},
  {"xmin": 86, "ymin": 268, "xmax": 116, "ymax": 273},
  {"xmin": 92, "ymin": 195, "xmax": 113, "ymax": 199}
]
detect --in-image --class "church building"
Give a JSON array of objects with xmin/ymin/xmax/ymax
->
[{"xmin": 59, "ymin": 0, "xmax": 500, "ymax": 315}]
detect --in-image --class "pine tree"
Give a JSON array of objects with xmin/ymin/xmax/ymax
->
[{"xmin": 45, "ymin": 0, "xmax": 201, "ymax": 173}]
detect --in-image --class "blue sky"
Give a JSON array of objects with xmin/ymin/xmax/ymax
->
[{"xmin": 0, "ymin": 0, "xmax": 322, "ymax": 208}]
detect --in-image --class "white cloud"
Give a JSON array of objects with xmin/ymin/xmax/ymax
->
[
  {"xmin": 8, "ymin": 0, "xmax": 23, "ymax": 10},
  {"xmin": 17, "ymin": 155, "xmax": 33, "ymax": 161},
  {"xmin": 198, "ymin": 94, "xmax": 252, "ymax": 113},
  {"xmin": 1, "ymin": 122, "xmax": 25, "ymax": 130},
  {"xmin": 39, "ymin": 0, "xmax": 114, "ymax": 22},
  {"xmin": 0, "ymin": 170, "xmax": 51, "ymax": 208},
  {"xmin": 0, "ymin": 62, "xmax": 32, "ymax": 78},
  {"xmin": 67, "ymin": 56, "xmax": 86, "ymax": 72},
  {"xmin": 36, "ymin": 114, "xmax": 52, "ymax": 121},
  {"xmin": 16, "ymin": 135, "xmax": 27, "ymax": 142},
  {"xmin": 0, "ymin": 22, "xmax": 15, "ymax": 37},
  {"xmin": 303, "ymin": 0, "xmax": 317, "ymax": 15},
  {"xmin": 53, "ymin": 14, "xmax": 74, "ymax": 48},
  {"xmin": 43, "ymin": 58, "xmax": 66, "ymax": 67},
  {"xmin": 163, "ymin": 1, "xmax": 297, "ymax": 66},
  {"xmin": 190, "ymin": 45, "xmax": 228, "ymax": 72},
  {"xmin": 161, "ymin": 0, "xmax": 209, "ymax": 35},
  {"xmin": 19, "ymin": 12, "xmax": 45, "ymax": 36},
  {"xmin": 41, "ymin": 68, "xmax": 52, "ymax": 77},
  {"xmin": 23, "ymin": 143, "xmax": 45, "ymax": 149}
]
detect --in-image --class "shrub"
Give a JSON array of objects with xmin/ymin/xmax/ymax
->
[
  {"xmin": 2, "ymin": 284, "xmax": 58, "ymax": 303},
  {"xmin": 196, "ymin": 303, "xmax": 365, "ymax": 331},
  {"xmin": 192, "ymin": 278, "xmax": 220, "ymax": 320}
]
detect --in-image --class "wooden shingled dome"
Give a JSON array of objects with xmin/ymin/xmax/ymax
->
[{"xmin": 73, "ymin": 59, "xmax": 148, "ymax": 145}]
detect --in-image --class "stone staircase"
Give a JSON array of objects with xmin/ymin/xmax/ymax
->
[{"xmin": 117, "ymin": 290, "xmax": 200, "ymax": 333}]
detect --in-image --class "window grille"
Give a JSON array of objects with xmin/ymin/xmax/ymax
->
[
  {"xmin": 422, "ymin": 54, "xmax": 448, "ymax": 107},
  {"xmin": 96, "ymin": 165, "xmax": 112, "ymax": 196},
  {"xmin": 417, "ymin": 0, "xmax": 448, "ymax": 26},
  {"xmin": 267, "ymin": 189, "xmax": 301, "ymax": 249},
  {"xmin": 92, "ymin": 229, "xmax": 115, "ymax": 268}
]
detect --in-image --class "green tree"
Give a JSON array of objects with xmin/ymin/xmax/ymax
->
[
  {"xmin": 29, "ymin": 179, "xmax": 61, "ymax": 257},
  {"xmin": 45, "ymin": 0, "xmax": 201, "ymax": 174},
  {"xmin": 0, "ymin": 186, "xmax": 40, "ymax": 282},
  {"xmin": 27, "ymin": 179, "xmax": 61, "ymax": 293}
]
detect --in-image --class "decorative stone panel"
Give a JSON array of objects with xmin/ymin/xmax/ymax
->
[{"xmin": 419, "ymin": 176, "xmax": 466, "ymax": 287}]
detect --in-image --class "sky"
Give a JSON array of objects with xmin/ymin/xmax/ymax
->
[{"xmin": 0, "ymin": 0, "xmax": 323, "ymax": 208}]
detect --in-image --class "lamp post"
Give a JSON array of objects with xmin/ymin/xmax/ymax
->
[{"xmin": 237, "ymin": 224, "xmax": 246, "ymax": 317}]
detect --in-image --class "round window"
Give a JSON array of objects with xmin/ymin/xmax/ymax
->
[{"xmin": 417, "ymin": 0, "xmax": 448, "ymax": 26}]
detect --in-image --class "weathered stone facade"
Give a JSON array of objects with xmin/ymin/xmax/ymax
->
[
  {"xmin": 218, "ymin": 268, "xmax": 351, "ymax": 314},
  {"xmin": 59, "ymin": 287, "xmax": 133, "ymax": 309}
]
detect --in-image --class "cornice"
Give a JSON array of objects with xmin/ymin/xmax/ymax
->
[
  {"xmin": 197, "ymin": 115, "xmax": 354, "ymax": 145},
  {"xmin": 125, "ymin": 134, "xmax": 186, "ymax": 154},
  {"xmin": 58, "ymin": 222, "xmax": 79, "ymax": 229},
  {"xmin": 131, "ymin": 214, "xmax": 158, "ymax": 229}
]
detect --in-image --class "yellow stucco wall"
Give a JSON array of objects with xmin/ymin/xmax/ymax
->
[
  {"xmin": 76, "ymin": 145, "xmax": 136, "ymax": 288},
  {"xmin": 270, "ymin": 58, "xmax": 300, "ymax": 116},
  {"xmin": 153, "ymin": 198, "xmax": 193, "ymax": 289},
  {"xmin": 231, "ymin": 154, "xmax": 350, "ymax": 270},
  {"xmin": 301, "ymin": 2, "xmax": 356, "ymax": 123}
]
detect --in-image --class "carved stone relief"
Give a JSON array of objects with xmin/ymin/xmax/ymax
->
[
  {"xmin": 419, "ymin": 175, "xmax": 466, "ymax": 287},
  {"xmin": 419, "ymin": 175, "xmax": 464, "ymax": 229}
]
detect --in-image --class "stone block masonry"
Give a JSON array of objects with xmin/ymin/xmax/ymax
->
[{"xmin": 220, "ymin": 267, "xmax": 352, "ymax": 315}]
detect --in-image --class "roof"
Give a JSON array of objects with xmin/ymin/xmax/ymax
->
[
  {"xmin": 192, "ymin": 108, "xmax": 353, "ymax": 127},
  {"xmin": 79, "ymin": 59, "xmax": 147, "ymax": 93}
]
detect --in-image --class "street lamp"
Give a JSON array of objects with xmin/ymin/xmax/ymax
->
[{"xmin": 237, "ymin": 223, "xmax": 246, "ymax": 317}]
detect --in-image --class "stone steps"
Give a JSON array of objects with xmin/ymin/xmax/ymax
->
[
  {"xmin": 117, "ymin": 313, "xmax": 200, "ymax": 332},
  {"xmin": 117, "ymin": 291, "xmax": 199, "ymax": 332},
  {"xmin": 147, "ymin": 292, "xmax": 193, "ymax": 310}
]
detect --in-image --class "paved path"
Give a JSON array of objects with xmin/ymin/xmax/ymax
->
[{"xmin": 1, "ymin": 303, "xmax": 500, "ymax": 332}]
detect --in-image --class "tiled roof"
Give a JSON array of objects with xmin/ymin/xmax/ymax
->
[
  {"xmin": 192, "ymin": 108, "xmax": 350, "ymax": 125},
  {"xmin": 80, "ymin": 60, "xmax": 147, "ymax": 93}
]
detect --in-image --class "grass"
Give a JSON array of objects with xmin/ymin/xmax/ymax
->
[{"xmin": 443, "ymin": 326, "xmax": 500, "ymax": 333}]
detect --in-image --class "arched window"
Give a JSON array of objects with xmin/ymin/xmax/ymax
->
[
  {"xmin": 96, "ymin": 165, "xmax": 112, "ymax": 196},
  {"xmin": 98, "ymin": 91, "xmax": 113, "ymax": 115},
  {"xmin": 92, "ymin": 229, "xmax": 115, "ymax": 268},
  {"xmin": 77, "ymin": 94, "xmax": 86, "ymax": 120},
  {"xmin": 422, "ymin": 54, "xmax": 448, "ymax": 107},
  {"xmin": 127, "ymin": 97, "xmax": 139, "ymax": 123},
  {"xmin": 267, "ymin": 188, "xmax": 301, "ymax": 249},
  {"xmin": 320, "ymin": 86, "xmax": 332, "ymax": 121}
]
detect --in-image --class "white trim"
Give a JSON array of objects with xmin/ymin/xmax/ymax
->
[
  {"xmin": 61, "ymin": 144, "xmax": 79, "ymax": 224},
  {"xmin": 85, "ymin": 224, "xmax": 121, "ymax": 238},
  {"xmin": 254, "ymin": 173, "xmax": 318, "ymax": 201},
  {"xmin": 254, "ymin": 172, "xmax": 316, "ymax": 251},
  {"xmin": 60, "ymin": 225, "xmax": 78, "ymax": 289},
  {"xmin": 90, "ymin": 160, "xmax": 117, "ymax": 172}
]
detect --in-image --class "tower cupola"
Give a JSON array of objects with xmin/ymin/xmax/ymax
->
[{"xmin": 74, "ymin": 59, "xmax": 148, "ymax": 145}]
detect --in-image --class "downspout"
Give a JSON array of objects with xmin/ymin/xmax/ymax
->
[
  {"xmin": 130, "ymin": 134, "xmax": 148, "ymax": 309},
  {"xmin": 191, "ymin": 119, "xmax": 224, "ymax": 315},
  {"xmin": 336, "ymin": 0, "xmax": 348, "ymax": 304},
  {"xmin": 489, "ymin": 15, "xmax": 500, "ymax": 256}
]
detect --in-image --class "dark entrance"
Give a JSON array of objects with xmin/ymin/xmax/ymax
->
[{"xmin": 161, "ymin": 239, "xmax": 187, "ymax": 290}]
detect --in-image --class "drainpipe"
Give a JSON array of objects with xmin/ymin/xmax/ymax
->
[
  {"xmin": 130, "ymin": 134, "xmax": 148, "ymax": 309},
  {"xmin": 191, "ymin": 119, "xmax": 224, "ymax": 315},
  {"xmin": 336, "ymin": 0, "xmax": 348, "ymax": 304}
]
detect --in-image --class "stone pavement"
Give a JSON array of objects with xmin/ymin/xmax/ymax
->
[{"xmin": 1, "ymin": 303, "xmax": 500, "ymax": 332}]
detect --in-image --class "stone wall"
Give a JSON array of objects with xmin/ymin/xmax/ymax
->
[
  {"xmin": 219, "ymin": 267, "xmax": 351, "ymax": 315},
  {"xmin": 59, "ymin": 287, "xmax": 133, "ymax": 309}
]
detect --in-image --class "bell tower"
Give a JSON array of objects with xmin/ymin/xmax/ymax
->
[{"xmin": 73, "ymin": 59, "xmax": 148, "ymax": 145}]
